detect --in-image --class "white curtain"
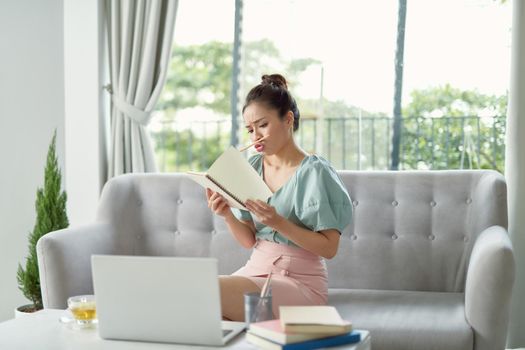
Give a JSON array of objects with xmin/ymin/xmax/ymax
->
[
  {"xmin": 105, "ymin": 0, "xmax": 178, "ymax": 178},
  {"xmin": 506, "ymin": 0, "xmax": 525, "ymax": 347}
]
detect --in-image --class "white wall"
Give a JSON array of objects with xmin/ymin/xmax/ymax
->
[
  {"xmin": 0, "ymin": 0, "xmax": 104, "ymax": 322},
  {"xmin": 64, "ymin": 0, "xmax": 105, "ymax": 225},
  {"xmin": 0, "ymin": 0, "xmax": 65, "ymax": 321}
]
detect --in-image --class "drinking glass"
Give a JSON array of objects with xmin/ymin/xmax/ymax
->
[
  {"xmin": 244, "ymin": 292, "xmax": 273, "ymax": 325},
  {"xmin": 67, "ymin": 295, "xmax": 97, "ymax": 327}
]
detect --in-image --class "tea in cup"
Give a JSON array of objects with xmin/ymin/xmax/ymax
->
[{"xmin": 67, "ymin": 295, "xmax": 97, "ymax": 326}]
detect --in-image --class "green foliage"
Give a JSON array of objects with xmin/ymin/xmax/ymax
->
[
  {"xmin": 157, "ymin": 39, "xmax": 319, "ymax": 116},
  {"xmin": 151, "ymin": 40, "xmax": 507, "ymax": 173},
  {"xmin": 17, "ymin": 131, "xmax": 69, "ymax": 310},
  {"xmin": 293, "ymin": 98, "xmax": 390, "ymax": 169},
  {"xmin": 158, "ymin": 41, "xmax": 233, "ymax": 114},
  {"xmin": 401, "ymin": 85, "xmax": 507, "ymax": 172},
  {"xmin": 299, "ymin": 98, "xmax": 387, "ymax": 119},
  {"xmin": 241, "ymin": 39, "xmax": 282, "ymax": 92},
  {"xmin": 287, "ymin": 58, "xmax": 322, "ymax": 76},
  {"xmin": 154, "ymin": 40, "xmax": 323, "ymax": 172},
  {"xmin": 152, "ymin": 128, "xmax": 230, "ymax": 172},
  {"xmin": 404, "ymin": 84, "xmax": 507, "ymax": 117}
]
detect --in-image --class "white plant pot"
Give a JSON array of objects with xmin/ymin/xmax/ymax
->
[{"xmin": 14, "ymin": 304, "xmax": 38, "ymax": 319}]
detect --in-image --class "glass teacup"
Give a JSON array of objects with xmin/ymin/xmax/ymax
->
[{"xmin": 67, "ymin": 295, "xmax": 97, "ymax": 326}]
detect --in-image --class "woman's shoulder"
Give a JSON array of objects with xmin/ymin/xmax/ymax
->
[
  {"xmin": 300, "ymin": 154, "xmax": 338, "ymax": 176},
  {"xmin": 295, "ymin": 154, "xmax": 351, "ymax": 206}
]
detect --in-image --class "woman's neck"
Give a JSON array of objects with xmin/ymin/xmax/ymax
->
[{"xmin": 264, "ymin": 139, "xmax": 307, "ymax": 168}]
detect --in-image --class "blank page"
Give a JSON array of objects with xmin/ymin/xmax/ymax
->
[{"xmin": 208, "ymin": 146, "xmax": 272, "ymax": 205}]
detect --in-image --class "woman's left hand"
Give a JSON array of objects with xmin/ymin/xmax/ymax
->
[{"xmin": 245, "ymin": 200, "xmax": 283, "ymax": 229}]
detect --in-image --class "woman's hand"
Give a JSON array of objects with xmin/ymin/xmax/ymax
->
[
  {"xmin": 245, "ymin": 200, "xmax": 284, "ymax": 229},
  {"xmin": 246, "ymin": 200, "xmax": 340, "ymax": 259},
  {"xmin": 206, "ymin": 189, "xmax": 233, "ymax": 218}
]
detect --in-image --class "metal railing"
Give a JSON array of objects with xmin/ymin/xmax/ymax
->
[{"xmin": 150, "ymin": 115, "xmax": 506, "ymax": 173}]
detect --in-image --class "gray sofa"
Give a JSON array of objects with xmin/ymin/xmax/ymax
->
[{"xmin": 37, "ymin": 170, "xmax": 515, "ymax": 350}]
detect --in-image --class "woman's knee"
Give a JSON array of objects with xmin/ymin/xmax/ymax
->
[
  {"xmin": 218, "ymin": 276, "xmax": 260, "ymax": 321},
  {"xmin": 219, "ymin": 276, "xmax": 259, "ymax": 294}
]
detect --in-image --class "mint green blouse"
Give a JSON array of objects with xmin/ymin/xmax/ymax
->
[{"xmin": 232, "ymin": 154, "xmax": 352, "ymax": 246}]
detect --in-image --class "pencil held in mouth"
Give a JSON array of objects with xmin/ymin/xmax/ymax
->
[{"xmin": 239, "ymin": 135, "xmax": 269, "ymax": 152}]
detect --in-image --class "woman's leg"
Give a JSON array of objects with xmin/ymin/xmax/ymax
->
[{"xmin": 219, "ymin": 275, "xmax": 261, "ymax": 321}]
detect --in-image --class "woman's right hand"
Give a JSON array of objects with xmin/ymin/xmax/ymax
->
[{"xmin": 206, "ymin": 189, "xmax": 233, "ymax": 218}]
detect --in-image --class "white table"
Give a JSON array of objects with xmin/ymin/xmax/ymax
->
[{"xmin": 0, "ymin": 309, "xmax": 371, "ymax": 350}]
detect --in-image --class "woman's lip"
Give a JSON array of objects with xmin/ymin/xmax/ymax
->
[{"xmin": 255, "ymin": 144, "xmax": 264, "ymax": 151}]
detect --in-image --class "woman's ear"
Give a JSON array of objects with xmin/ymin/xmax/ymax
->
[{"xmin": 286, "ymin": 111, "xmax": 294, "ymax": 128}]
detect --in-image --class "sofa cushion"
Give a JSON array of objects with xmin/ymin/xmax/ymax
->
[
  {"xmin": 329, "ymin": 289, "xmax": 473, "ymax": 350},
  {"xmin": 333, "ymin": 170, "xmax": 507, "ymax": 293}
]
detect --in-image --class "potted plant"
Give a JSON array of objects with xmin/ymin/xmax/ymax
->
[{"xmin": 16, "ymin": 131, "xmax": 69, "ymax": 316}]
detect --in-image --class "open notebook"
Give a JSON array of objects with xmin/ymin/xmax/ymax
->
[{"xmin": 186, "ymin": 146, "xmax": 273, "ymax": 210}]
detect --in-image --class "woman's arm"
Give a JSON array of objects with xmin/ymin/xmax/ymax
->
[
  {"xmin": 245, "ymin": 200, "xmax": 341, "ymax": 259},
  {"xmin": 207, "ymin": 189, "xmax": 256, "ymax": 249},
  {"xmin": 224, "ymin": 213, "xmax": 257, "ymax": 249},
  {"xmin": 275, "ymin": 220, "xmax": 340, "ymax": 259}
]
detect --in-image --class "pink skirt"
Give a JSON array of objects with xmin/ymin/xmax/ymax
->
[{"xmin": 232, "ymin": 240, "xmax": 328, "ymax": 318}]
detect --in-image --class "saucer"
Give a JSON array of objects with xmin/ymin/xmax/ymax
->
[{"xmin": 59, "ymin": 315, "xmax": 98, "ymax": 330}]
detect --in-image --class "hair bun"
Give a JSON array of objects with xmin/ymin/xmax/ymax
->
[{"xmin": 261, "ymin": 74, "xmax": 288, "ymax": 90}]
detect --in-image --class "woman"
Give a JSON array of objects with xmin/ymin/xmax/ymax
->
[{"xmin": 206, "ymin": 74, "xmax": 352, "ymax": 321}]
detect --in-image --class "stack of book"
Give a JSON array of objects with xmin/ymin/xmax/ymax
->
[{"xmin": 246, "ymin": 306, "xmax": 360, "ymax": 350}]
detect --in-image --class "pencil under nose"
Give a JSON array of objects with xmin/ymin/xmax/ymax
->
[{"xmin": 239, "ymin": 135, "xmax": 269, "ymax": 152}]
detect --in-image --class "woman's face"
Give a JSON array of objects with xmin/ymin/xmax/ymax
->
[{"xmin": 243, "ymin": 102, "xmax": 293, "ymax": 155}]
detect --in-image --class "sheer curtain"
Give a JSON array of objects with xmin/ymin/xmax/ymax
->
[
  {"xmin": 105, "ymin": 0, "xmax": 178, "ymax": 178},
  {"xmin": 506, "ymin": 0, "xmax": 525, "ymax": 347}
]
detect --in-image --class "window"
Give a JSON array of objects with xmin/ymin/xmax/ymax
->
[
  {"xmin": 399, "ymin": 0, "xmax": 510, "ymax": 172},
  {"xmin": 238, "ymin": 0, "xmax": 397, "ymax": 170},
  {"xmin": 150, "ymin": 0, "xmax": 234, "ymax": 172},
  {"xmin": 150, "ymin": 0, "xmax": 511, "ymax": 172}
]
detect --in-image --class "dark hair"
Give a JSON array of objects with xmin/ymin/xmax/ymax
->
[{"xmin": 242, "ymin": 74, "xmax": 301, "ymax": 132}]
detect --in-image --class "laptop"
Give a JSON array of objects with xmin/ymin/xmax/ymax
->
[{"xmin": 91, "ymin": 255, "xmax": 246, "ymax": 345}]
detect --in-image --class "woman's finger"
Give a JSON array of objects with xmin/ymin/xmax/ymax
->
[
  {"xmin": 249, "ymin": 200, "xmax": 269, "ymax": 212},
  {"xmin": 212, "ymin": 197, "xmax": 223, "ymax": 211},
  {"xmin": 210, "ymin": 196, "xmax": 218, "ymax": 210},
  {"xmin": 210, "ymin": 193, "xmax": 220, "ymax": 208},
  {"xmin": 246, "ymin": 203, "xmax": 263, "ymax": 217},
  {"xmin": 217, "ymin": 201, "xmax": 229, "ymax": 212},
  {"xmin": 246, "ymin": 200, "xmax": 259, "ymax": 209},
  {"xmin": 206, "ymin": 188, "xmax": 213, "ymax": 200},
  {"xmin": 245, "ymin": 200, "xmax": 256, "ymax": 209},
  {"xmin": 212, "ymin": 192, "xmax": 226, "ymax": 203}
]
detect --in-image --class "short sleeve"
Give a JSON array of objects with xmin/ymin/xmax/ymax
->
[
  {"xmin": 232, "ymin": 207, "xmax": 253, "ymax": 222},
  {"xmin": 294, "ymin": 159, "xmax": 352, "ymax": 234}
]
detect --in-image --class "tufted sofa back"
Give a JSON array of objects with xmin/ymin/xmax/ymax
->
[{"xmin": 96, "ymin": 170, "xmax": 507, "ymax": 293}]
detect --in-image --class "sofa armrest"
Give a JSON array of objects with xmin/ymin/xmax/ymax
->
[
  {"xmin": 465, "ymin": 225, "xmax": 515, "ymax": 350},
  {"xmin": 36, "ymin": 222, "xmax": 117, "ymax": 309}
]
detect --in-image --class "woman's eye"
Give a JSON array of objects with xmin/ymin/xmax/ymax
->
[
  {"xmin": 260, "ymin": 123, "xmax": 268, "ymax": 128},
  {"xmin": 247, "ymin": 129, "xmax": 253, "ymax": 134}
]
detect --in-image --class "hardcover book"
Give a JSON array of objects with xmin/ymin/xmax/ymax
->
[
  {"xmin": 279, "ymin": 306, "xmax": 352, "ymax": 334},
  {"xmin": 246, "ymin": 330, "xmax": 361, "ymax": 350},
  {"xmin": 186, "ymin": 146, "xmax": 272, "ymax": 210},
  {"xmin": 249, "ymin": 319, "xmax": 336, "ymax": 345}
]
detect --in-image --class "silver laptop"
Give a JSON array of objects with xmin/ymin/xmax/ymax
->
[{"xmin": 91, "ymin": 255, "xmax": 245, "ymax": 345}]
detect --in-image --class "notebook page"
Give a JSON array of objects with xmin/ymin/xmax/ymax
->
[
  {"xmin": 186, "ymin": 171, "xmax": 246, "ymax": 210},
  {"xmin": 207, "ymin": 146, "xmax": 272, "ymax": 205}
]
